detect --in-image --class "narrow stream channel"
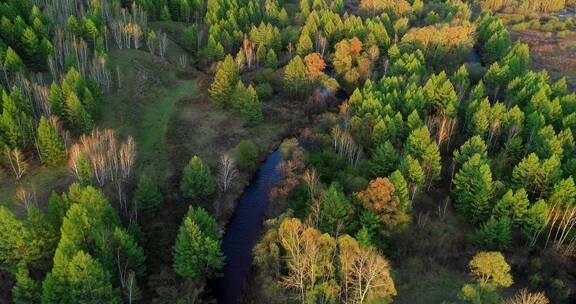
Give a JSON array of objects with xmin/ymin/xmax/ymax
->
[{"xmin": 212, "ymin": 148, "xmax": 284, "ymax": 304}]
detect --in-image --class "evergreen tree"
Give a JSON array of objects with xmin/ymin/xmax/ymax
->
[
  {"xmin": 38, "ymin": 116, "xmax": 66, "ymax": 166},
  {"xmin": 4, "ymin": 47, "xmax": 25, "ymax": 75},
  {"xmin": 370, "ymin": 141, "xmax": 398, "ymax": 177},
  {"xmin": 12, "ymin": 263, "xmax": 40, "ymax": 304},
  {"xmin": 66, "ymin": 92, "xmax": 94, "ymax": 134},
  {"xmin": 235, "ymin": 140, "xmax": 259, "ymax": 172},
  {"xmin": 134, "ymin": 175, "xmax": 162, "ymax": 216},
  {"xmin": 180, "ymin": 156, "xmax": 216, "ymax": 200},
  {"xmin": 48, "ymin": 83, "xmax": 66, "ymax": 119},
  {"xmin": 283, "ymin": 55, "xmax": 309, "ymax": 99},
  {"xmin": 319, "ymin": 184, "xmax": 354, "ymax": 234},
  {"xmin": 239, "ymin": 84, "xmax": 264, "ymax": 125},
  {"xmin": 452, "ymin": 154, "xmax": 493, "ymax": 223},
  {"xmin": 209, "ymin": 55, "xmax": 239, "ymax": 108},
  {"xmin": 173, "ymin": 206, "xmax": 224, "ymax": 281}
]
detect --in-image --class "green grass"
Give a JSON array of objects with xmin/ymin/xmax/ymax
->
[
  {"xmin": 0, "ymin": 164, "xmax": 69, "ymax": 214},
  {"xmin": 395, "ymin": 268, "xmax": 468, "ymax": 304},
  {"xmin": 101, "ymin": 49, "xmax": 198, "ymax": 181}
]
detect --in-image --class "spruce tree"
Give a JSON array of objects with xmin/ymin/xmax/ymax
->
[
  {"xmin": 370, "ymin": 141, "xmax": 398, "ymax": 178},
  {"xmin": 134, "ymin": 175, "xmax": 163, "ymax": 216},
  {"xmin": 12, "ymin": 264, "xmax": 40, "ymax": 304},
  {"xmin": 452, "ymin": 154, "xmax": 494, "ymax": 223},
  {"xmin": 38, "ymin": 116, "xmax": 66, "ymax": 166},
  {"xmin": 66, "ymin": 92, "xmax": 94, "ymax": 133},
  {"xmin": 240, "ymin": 84, "xmax": 264, "ymax": 125},
  {"xmin": 173, "ymin": 206, "xmax": 224, "ymax": 281},
  {"xmin": 180, "ymin": 156, "xmax": 216, "ymax": 200}
]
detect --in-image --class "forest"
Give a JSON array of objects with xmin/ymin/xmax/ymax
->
[{"xmin": 0, "ymin": 0, "xmax": 575, "ymax": 303}]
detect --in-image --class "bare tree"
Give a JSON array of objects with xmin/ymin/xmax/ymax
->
[
  {"xmin": 15, "ymin": 187, "xmax": 35, "ymax": 210},
  {"xmin": 503, "ymin": 289, "xmax": 549, "ymax": 304},
  {"xmin": 158, "ymin": 32, "xmax": 168, "ymax": 59},
  {"xmin": 4, "ymin": 147, "xmax": 28, "ymax": 180},
  {"xmin": 218, "ymin": 153, "xmax": 237, "ymax": 193}
]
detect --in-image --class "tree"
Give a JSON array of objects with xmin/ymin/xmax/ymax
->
[
  {"xmin": 209, "ymin": 55, "xmax": 239, "ymax": 108},
  {"xmin": 452, "ymin": 154, "xmax": 493, "ymax": 223},
  {"xmin": 235, "ymin": 140, "xmax": 258, "ymax": 172},
  {"xmin": 304, "ymin": 52, "xmax": 326, "ymax": 81},
  {"xmin": 180, "ymin": 156, "xmax": 216, "ymax": 201},
  {"xmin": 134, "ymin": 175, "xmax": 162, "ymax": 216},
  {"xmin": 0, "ymin": 206, "xmax": 38, "ymax": 272},
  {"xmin": 474, "ymin": 217, "xmax": 512, "ymax": 250},
  {"xmin": 296, "ymin": 31, "xmax": 313, "ymax": 56},
  {"xmin": 66, "ymin": 92, "xmax": 94, "ymax": 133},
  {"xmin": 319, "ymin": 184, "xmax": 354, "ymax": 234},
  {"xmin": 38, "ymin": 116, "xmax": 66, "ymax": 166},
  {"xmin": 370, "ymin": 141, "xmax": 398, "ymax": 178},
  {"xmin": 218, "ymin": 153, "xmax": 237, "ymax": 193},
  {"xmin": 356, "ymin": 177, "xmax": 410, "ymax": 231},
  {"xmin": 503, "ymin": 289, "xmax": 549, "ymax": 304},
  {"xmin": 12, "ymin": 264, "xmax": 40, "ymax": 304},
  {"xmin": 173, "ymin": 207, "xmax": 224, "ymax": 281},
  {"xmin": 44, "ymin": 251, "xmax": 120, "ymax": 304},
  {"xmin": 264, "ymin": 49, "xmax": 278, "ymax": 68},
  {"xmin": 493, "ymin": 189, "xmax": 529, "ymax": 226},
  {"xmin": 469, "ymin": 251, "xmax": 513, "ymax": 289},
  {"xmin": 239, "ymin": 84, "xmax": 264, "ymax": 125},
  {"xmin": 459, "ymin": 251, "xmax": 513, "ymax": 304},
  {"xmin": 283, "ymin": 55, "xmax": 309, "ymax": 99},
  {"xmin": 4, "ymin": 47, "xmax": 25, "ymax": 75},
  {"xmin": 338, "ymin": 235, "xmax": 396, "ymax": 303}
]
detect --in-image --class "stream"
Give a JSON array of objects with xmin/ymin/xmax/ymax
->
[{"xmin": 212, "ymin": 148, "xmax": 284, "ymax": 304}]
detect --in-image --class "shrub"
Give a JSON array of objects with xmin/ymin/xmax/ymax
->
[
  {"xmin": 255, "ymin": 83, "xmax": 274, "ymax": 101},
  {"xmin": 235, "ymin": 140, "xmax": 259, "ymax": 173}
]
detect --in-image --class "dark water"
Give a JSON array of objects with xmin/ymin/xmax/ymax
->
[{"xmin": 212, "ymin": 148, "xmax": 283, "ymax": 304}]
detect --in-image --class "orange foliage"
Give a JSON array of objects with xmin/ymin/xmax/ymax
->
[
  {"xmin": 356, "ymin": 178, "xmax": 409, "ymax": 231},
  {"xmin": 304, "ymin": 52, "xmax": 326, "ymax": 81}
]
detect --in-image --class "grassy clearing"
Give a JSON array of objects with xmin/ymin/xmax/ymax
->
[
  {"xmin": 0, "ymin": 163, "xmax": 70, "ymax": 213},
  {"xmin": 101, "ymin": 49, "xmax": 198, "ymax": 181}
]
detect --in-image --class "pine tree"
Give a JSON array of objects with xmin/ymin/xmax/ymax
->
[
  {"xmin": 4, "ymin": 47, "xmax": 25, "ymax": 75},
  {"xmin": 283, "ymin": 55, "xmax": 309, "ymax": 99},
  {"xmin": 66, "ymin": 92, "xmax": 94, "ymax": 133},
  {"xmin": 264, "ymin": 48, "xmax": 278, "ymax": 68},
  {"xmin": 296, "ymin": 31, "xmax": 313, "ymax": 56},
  {"xmin": 452, "ymin": 154, "xmax": 494, "ymax": 224},
  {"xmin": 180, "ymin": 156, "xmax": 216, "ymax": 200},
  {"xmin": 134, "ymin": 175, "xmax": 163, "ymax": 216},
  {"xmin": 319, "ymin": 184, "xmax": 354, "ymax": 234},
  {"xmin": 240, "ymin": 84, "xmax": 264, "ymax": 125},
  {"xmin": 12, "ymin": 264, "xmax": 40, "ymax": 304},
  {"xmin": 370, "ymin": 141, "xmax": 398, "ymax": 177},
  {"xmin": 48, "ymin": 83, "xmax": 66, "ymax": 119},
  {"xmin": 209, "ymin": 55, "xmax": 239, "ymax": 108},
  {"xmin": 38, "ymin": 117, "xmax": 66, "ymax": 166},
  {"xmin": 173, "ymin": 206, "xmax": 224, "ymax": 281}
]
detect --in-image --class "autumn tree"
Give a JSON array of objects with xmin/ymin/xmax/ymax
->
[
  {"xmin": 356, "ymin": 177, "xmax": 410, "ymax": 232},
  {"xmin": 209, "ymin": 55, "xmax": 239, "ymax": 108},
  {"xmin": 304, "ymin": 52, "xmax": 326, "ymax": 81},
  {"xmin": 459, "ymin": 251, "xmax": 513, "ymax": 304}
]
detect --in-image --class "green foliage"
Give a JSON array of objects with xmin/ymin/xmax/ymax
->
[
  {"xmin": 209, "ymin": 55, "xmax": 239, "ymax": 108},
  {"xmin": 369, "ymin": 141, "xmax": 398, "ymax": 178},
  {"xmin": 181, "ymin": 25, "xmax": 198, "ymax": 53},
  {"xmin": 12, "ymin": 264, "xmax": 40, "ymax": 304},
  {"xmin": 42, "ymin": 251, "xmax": 120, "ymax": 304},
  {"xmin": 173, "ymin": 206, "xmax": 224, "ymax": 281},
  {"xmin": 180, "ymin": 156, "xmax": 216, "ymax": 201},
  {"xmin": 473, "ymin": 217, "xmax": 512, "ymax": 250},
  {"xmin": 38, "ymin": 116, "xmax": 66, "ymax": 166},
  {"xmin": 452, "ymin": 154, "xmax": 493, "ymax": 224},
  {"xmin": 318, "ymin": 184, "xmax": 355, "ymax": 234},
  {"xmin": 134, "ymin": 175, "xmax": 163, "ymax": 216},
  {"xmin": 283, "ymin": 55, "xmax": 309, "ymax": 99},
  {"xmin": 235, "ymin": 140, "xmax": 259, "ymax": 172}
]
